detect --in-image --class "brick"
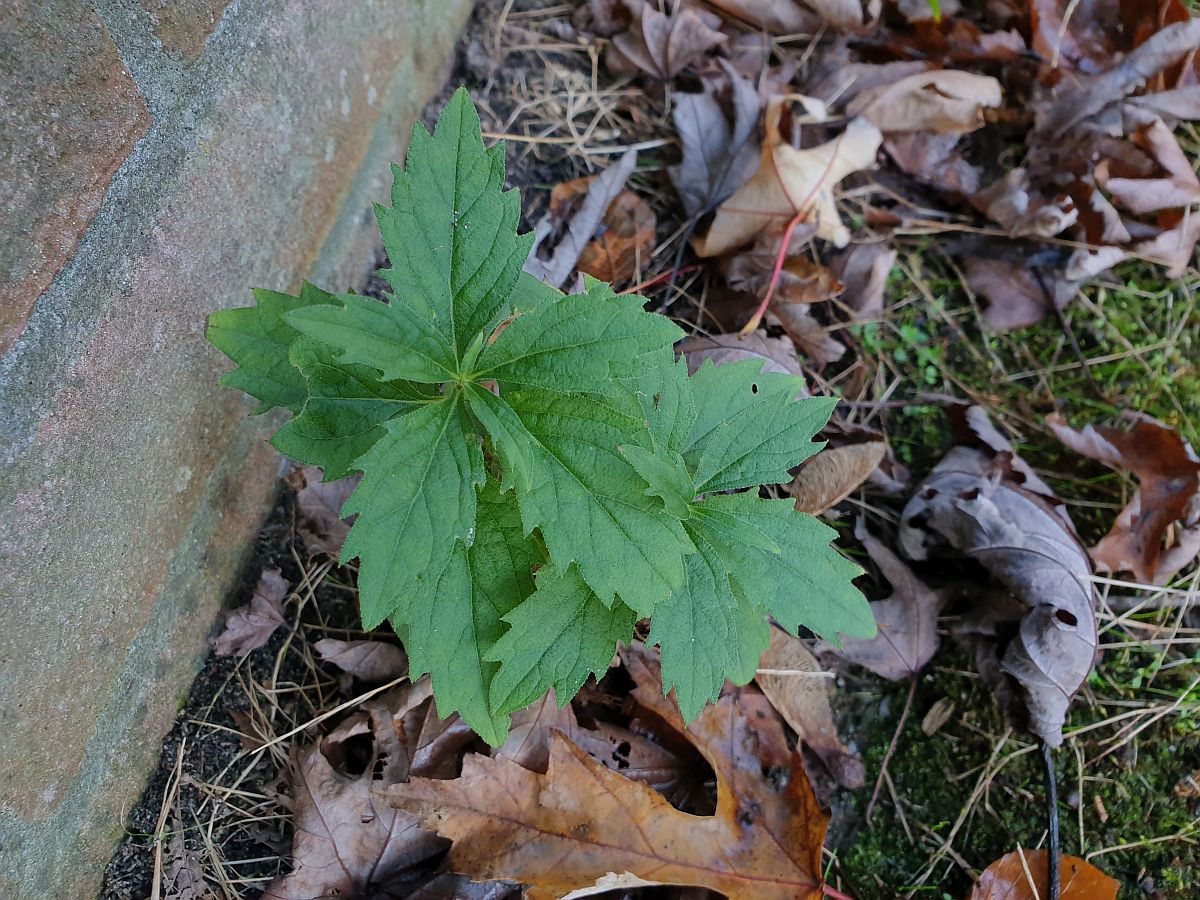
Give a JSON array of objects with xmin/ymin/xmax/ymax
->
[{"xmin": 0, "ymin": 0, "xmax": 151, "ymax": 353}]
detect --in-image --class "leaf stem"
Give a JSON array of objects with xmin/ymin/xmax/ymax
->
[{"xmin": 1043, "ymin": 740, "xmax": 1061, "ymax": 900}]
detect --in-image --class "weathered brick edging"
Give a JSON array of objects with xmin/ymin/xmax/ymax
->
[{"xmin": 0, "ymin": 2, "xmax": 471, "ymax": 895}]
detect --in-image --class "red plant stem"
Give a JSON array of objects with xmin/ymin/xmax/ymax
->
[
  {"xmin": 738, "ymin": 208, "xmax": 809, "ymax": 336},
  {"xmin": 865, "ymin": 674, "xmax": 918, "ymax": 828},
  {"xmin": 618, "ymin": 264, "xmax": 704, "ymax": 296},
  {"xmin": 822, "ymin": 883, "xmax": 855, "ymax": 900}
]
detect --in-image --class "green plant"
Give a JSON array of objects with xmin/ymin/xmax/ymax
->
[{"xmin": 206, "ymin": 89, "xmax": 873, "ymax": 743}]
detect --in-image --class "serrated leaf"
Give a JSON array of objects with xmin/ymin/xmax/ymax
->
[
  {"xmin": 487, "ymin": 563, "xmax": 636, "ymax": 715},
  {"xmin": 270, "ymin": 338, "xmax": 435, "ymax": 480},
  {"xmin": 467, "ymin": 385, "xmax": 692, "ymax": 614},
  {"xmin": 637, "ymin": 354, "xmax": 698, "ymax": 455},
  {"xmin": 402, "ymin": 481, "xmax": 539, "ymax": 744},
  {"xmin": 379, "ymin": 87, "xmax": 532, "ymax": 357},
  {"xmin": 286, "ymin": 292, "xmax": 458, "ymax": 383},
  {"xmin": 618, "ymin": 444, "xmax": 695, "ymax": 519},
  {"xmin": 651, "ymin": 540, "xmax": 770, "ymax": 721},
  {"xmin": 685, "ymin": 360, "xmax": 834, "ymax": 492},
  {"xmin": 207, "ymin": 282, "xmax": 335, "ymax": 414},
  {"xmin": 476, "ymin": 279, "xmax": 684, "ymax": 393},
  {"xmin": 343, "ymin": 393, "xmax": 485, "ymax": 630}
]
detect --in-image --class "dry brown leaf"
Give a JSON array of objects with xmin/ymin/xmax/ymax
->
[
  {"xmin": 679, "ymin": 331, "xmax": 807, "ymax": 377},
  {"xmin": 264, "ymin": 682, "xmax": 445, "ymax": 899},
  {"xmin": 1047, "ymin": 412, "xmax": 1200, "ymax": 584},
  {"xmin": 848, "ymin": 69, "xmax": 1002, "ymax": 133},
  {"xmin": 315, "ymin": 638, "xmax": 408, "ymax": 683},
  {"xmin": 669, "ymin": 61, "xmax": 762, "ymax": 216},
  {"xmin": 609, "ymin": 0, "xmax": 726, "ymax": 79},
  {"xmin": 721, "ymin": 232, "xmax": 841, "ymax": 306},
  {"xmin": 821, "ymin": 519, "xmax": 950, "ymax": 680},
  {"xmin": 694, "ymin": 100, "xmax": 882, "ymax": 255},
  {"xmin": 213, "ymin": 568, "xmax": 288, "ymax": 658},
  {"xmin": 1097, "ymin": 116, "xmax": 1200, "ymax": 214},
  {"xmin": 525, "ymin": 150, "xmax": 637, "ymax": 288},
  {"xmin": 563, "ymin": 186, "xmax": 656, "ymax": 283},
  {"xmin": 706, "ymin": 0, "xmax": 819, "ymax": 33},
  {"xmin": 831, "ymin": 242, "xmax": 896, "ymax": 317},
  {"xmin": 884, "ymin": 131, "xmax": 982, "ymax": 195},
  {"xmin": 286, "ymin": 465, "xmax": 359, "ymax": 558},
  {"xmin": 969, "ymin": 849, "xmax": 1118, "ymax": 899},
  {"xmin": 964, "ymin": 256, "xmax": 1076, "ymax": 332},
  {"xmin": 898, "ymin": 410, "xmax": 1097, "ymax": 746},
  {"xmin": 790, "ymin": 441, "xmax": 885, "ymax": 513},
  {"xmin": 756, "ymin": 628, "xmax": 865, "ymax": 788},
  {"xmin": 802, "ymin": 0, "xmax": 864, "ymax": 32},
  {"xmin": 386, "ymin": 643, "xmax": 830, "ymax": 900}
]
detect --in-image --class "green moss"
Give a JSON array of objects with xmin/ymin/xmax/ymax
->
[{"xmin": 832, "ymin": 649, "xmax": 1200, "ymax": 898}]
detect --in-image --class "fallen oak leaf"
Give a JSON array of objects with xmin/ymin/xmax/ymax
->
[
  {"xmin": 386, "ymin": 652, "xmax": 830, "ymax": 899},
  {"xmin": 694, "ymin": 100, "xmax": 882, "ymax": 256},
  {"xmin": 756, "ymin": 627, "xmax": 865, "ymax": 788},
  {"xmin": 969, "ymin": 849, "xmax": 1118, "ymax": 899},
  {"xmin": 213, "ymin": 567, "xmax": 289, "ymax": 658},
  {"xmin": 1046, "ymin": 412, "xmax": 1200, "ymax": 585}
]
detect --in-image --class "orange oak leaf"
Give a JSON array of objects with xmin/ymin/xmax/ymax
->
[{"xmin": 384, "ymin": 658, "xmax": 829, "ymax": 899}]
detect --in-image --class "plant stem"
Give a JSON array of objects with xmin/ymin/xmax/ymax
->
[{"xmin": 1043, "ymin": 740, "xmax": 1061, "ymax": 900}]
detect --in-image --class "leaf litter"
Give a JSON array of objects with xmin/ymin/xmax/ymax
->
[{"xmin": 108, "ymin": 0, "xmax": 1200, "ymax": 896}]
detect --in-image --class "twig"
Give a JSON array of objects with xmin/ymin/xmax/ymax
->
[
  {"xmin": 866, "ymin": 675, "xmax": 918, "ymax": 827},
  {"xmin": 1043, "ymin": 742, "xmax": 1060, "ymax": 900}
]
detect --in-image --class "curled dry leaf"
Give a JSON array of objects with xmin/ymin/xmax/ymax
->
[
  {"xmin": 669, "ymin": 60, "xmax": 762, "ymax": 217},
  {"xmin": 213, "ymin": 567, "xmax": 288, "ymax": 658},
  {"xmin": 790, "ymin": 441, "xmax": 885, "ymax": 514},
  {"xmin": 898, "ymin": 407, "xmax": 1097, "ymax": 746},
  {"xmin": 1047, "ymin": 413, "xmax": 1200, "ymax": 585},
  {"xmin": 831, "ymin": 241, "xmax": 896, "ymax": 317},
  {"xmin": 679, "ymin": 331, "xmax": 806, "ymax": 378},
  {"xmin": 264, "ymin": 681, "xmax": 446, "ymax": 899},
  {"xmin": 386, "ymin": 643, "xmax": 830, "ymax": 900},
  {"xmin": 525, "ymin": 150, "xmax": 638, "ymax": 288},
  {"xmin": 847, "ymin": 69, "xmax": 1003, "ymax": 134},
  {"xmin": 969, "ymin": 849, "xmax": 1118, "ymax": 899},
  {"xmin": 315, "ymin": 637, "xmax": 408, "ymax": 682},
  {"xmin": 608, "ymin": 0, "xmax": 725, "ymax": 79},
  {"xmin": 559, "ymin": 185, "xmax": 656, "ymax": 283},
  {"xmin": 694, "ymin": 100, "xmax": 882, "ymax": 255},
  {"xmin": 286, "ymin": 465, "xmax": 359, "ymax": 558},
  {"xmin": 1096, "ymin": 116, "xmax": 1200, "ymax": 214},
  {"xmin": 819, "ymin": 520, "xmax": 950, "ymax": 681},
  {"xmin": 756, "ymin": 627, "xmax": 865, "ymax": 788}
]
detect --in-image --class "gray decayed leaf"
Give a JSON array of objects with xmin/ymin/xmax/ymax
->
[
  {"xmin": 820, "ymin": 520, "xmax": 951, "ymax": 681},
  {"xmin": 1047, "ymin": 413, "xmax": 1200, "ymax": 585},
  {"xmin": 897, "ymin": 408, "xmax": 1097, "ymax": 746},
  {"xmin": 608, "ymin": 0, "xmax": 726, "ymax": 79},
  {"xmin": 213, "ymin": 568, "xmax": 288, "ymax": 658},
  {"xmin": 705, "ymin": 0, "xmax": 820, "ymax": 33},
  {"xmin": 1095, "ymin": 116, "xmax": 1200, "ymax": 215},
  {"xmin": 669, "ymin": 61, "xmax": 762, "ymax": 217},
  {"xmin": 964, "ymin": 256, "xmax": 1076, "ymax": 332},
  {"xmin": 831, "ymin": 242, "xmax": 896, "ymax": 317},
  {"xmin": 847, "ymin": 70, "xmax": 1002, "ymax": 134},
  {"xmin": 315, "ymin": 638, "xmax": 408, "ymax": 682}
]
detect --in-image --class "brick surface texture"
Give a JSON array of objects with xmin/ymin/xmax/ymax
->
[{"xmin": 0, "ymin": 1, "xmax": 472, "ymax": 896}]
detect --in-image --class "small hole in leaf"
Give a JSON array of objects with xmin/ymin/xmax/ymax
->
[{"xmin": 751, "ymin": 383, "xmax": 759, "ymax": 394}]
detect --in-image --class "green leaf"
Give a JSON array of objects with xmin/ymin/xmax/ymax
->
[
  {"xmin": 378, "ymin": 87, "xmax": 532, "ymax": 357},
  {"xmin": 207, "ymin": 282, "xmax": 335, "ymax": 414},
  {"xmin": 650, "ymin": 538, "xmax": 770, "ymax": 721},
  {"xmin": 684, "ymin": 359, "xmax": 835, "ymax": 492},
  {"xmin": 402, "ymin": 481, "xmax": 539, "ymax": 744},
  {"xmin": 342, "ymin": 392, "xmax": 485, "ymax": 630},
  {"xmin": 487, "ymin": 563, "xmax": 636, "ymax": 716},
  {"xmin": 286, "ymin": 292, "xmax": 458, "ymax": 384},
  {"xmin": 467, "ymin": 385, "xmax": 693, "ymax": 614},
  {"xmin": 476, "ymin": 279, "xmax": 684, "ymax": 392},
  {"xmin": 618, "ymin": 444, "xmax": 694, "ymax": 519},
  {"xmin": 270, "ymin": 338, "xmax": 435, "ymax": 480}
]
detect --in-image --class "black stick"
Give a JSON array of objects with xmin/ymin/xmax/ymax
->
[{"xmin": 1042, "ymin": 740, "xmax": 1060, "ymax": 900}]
